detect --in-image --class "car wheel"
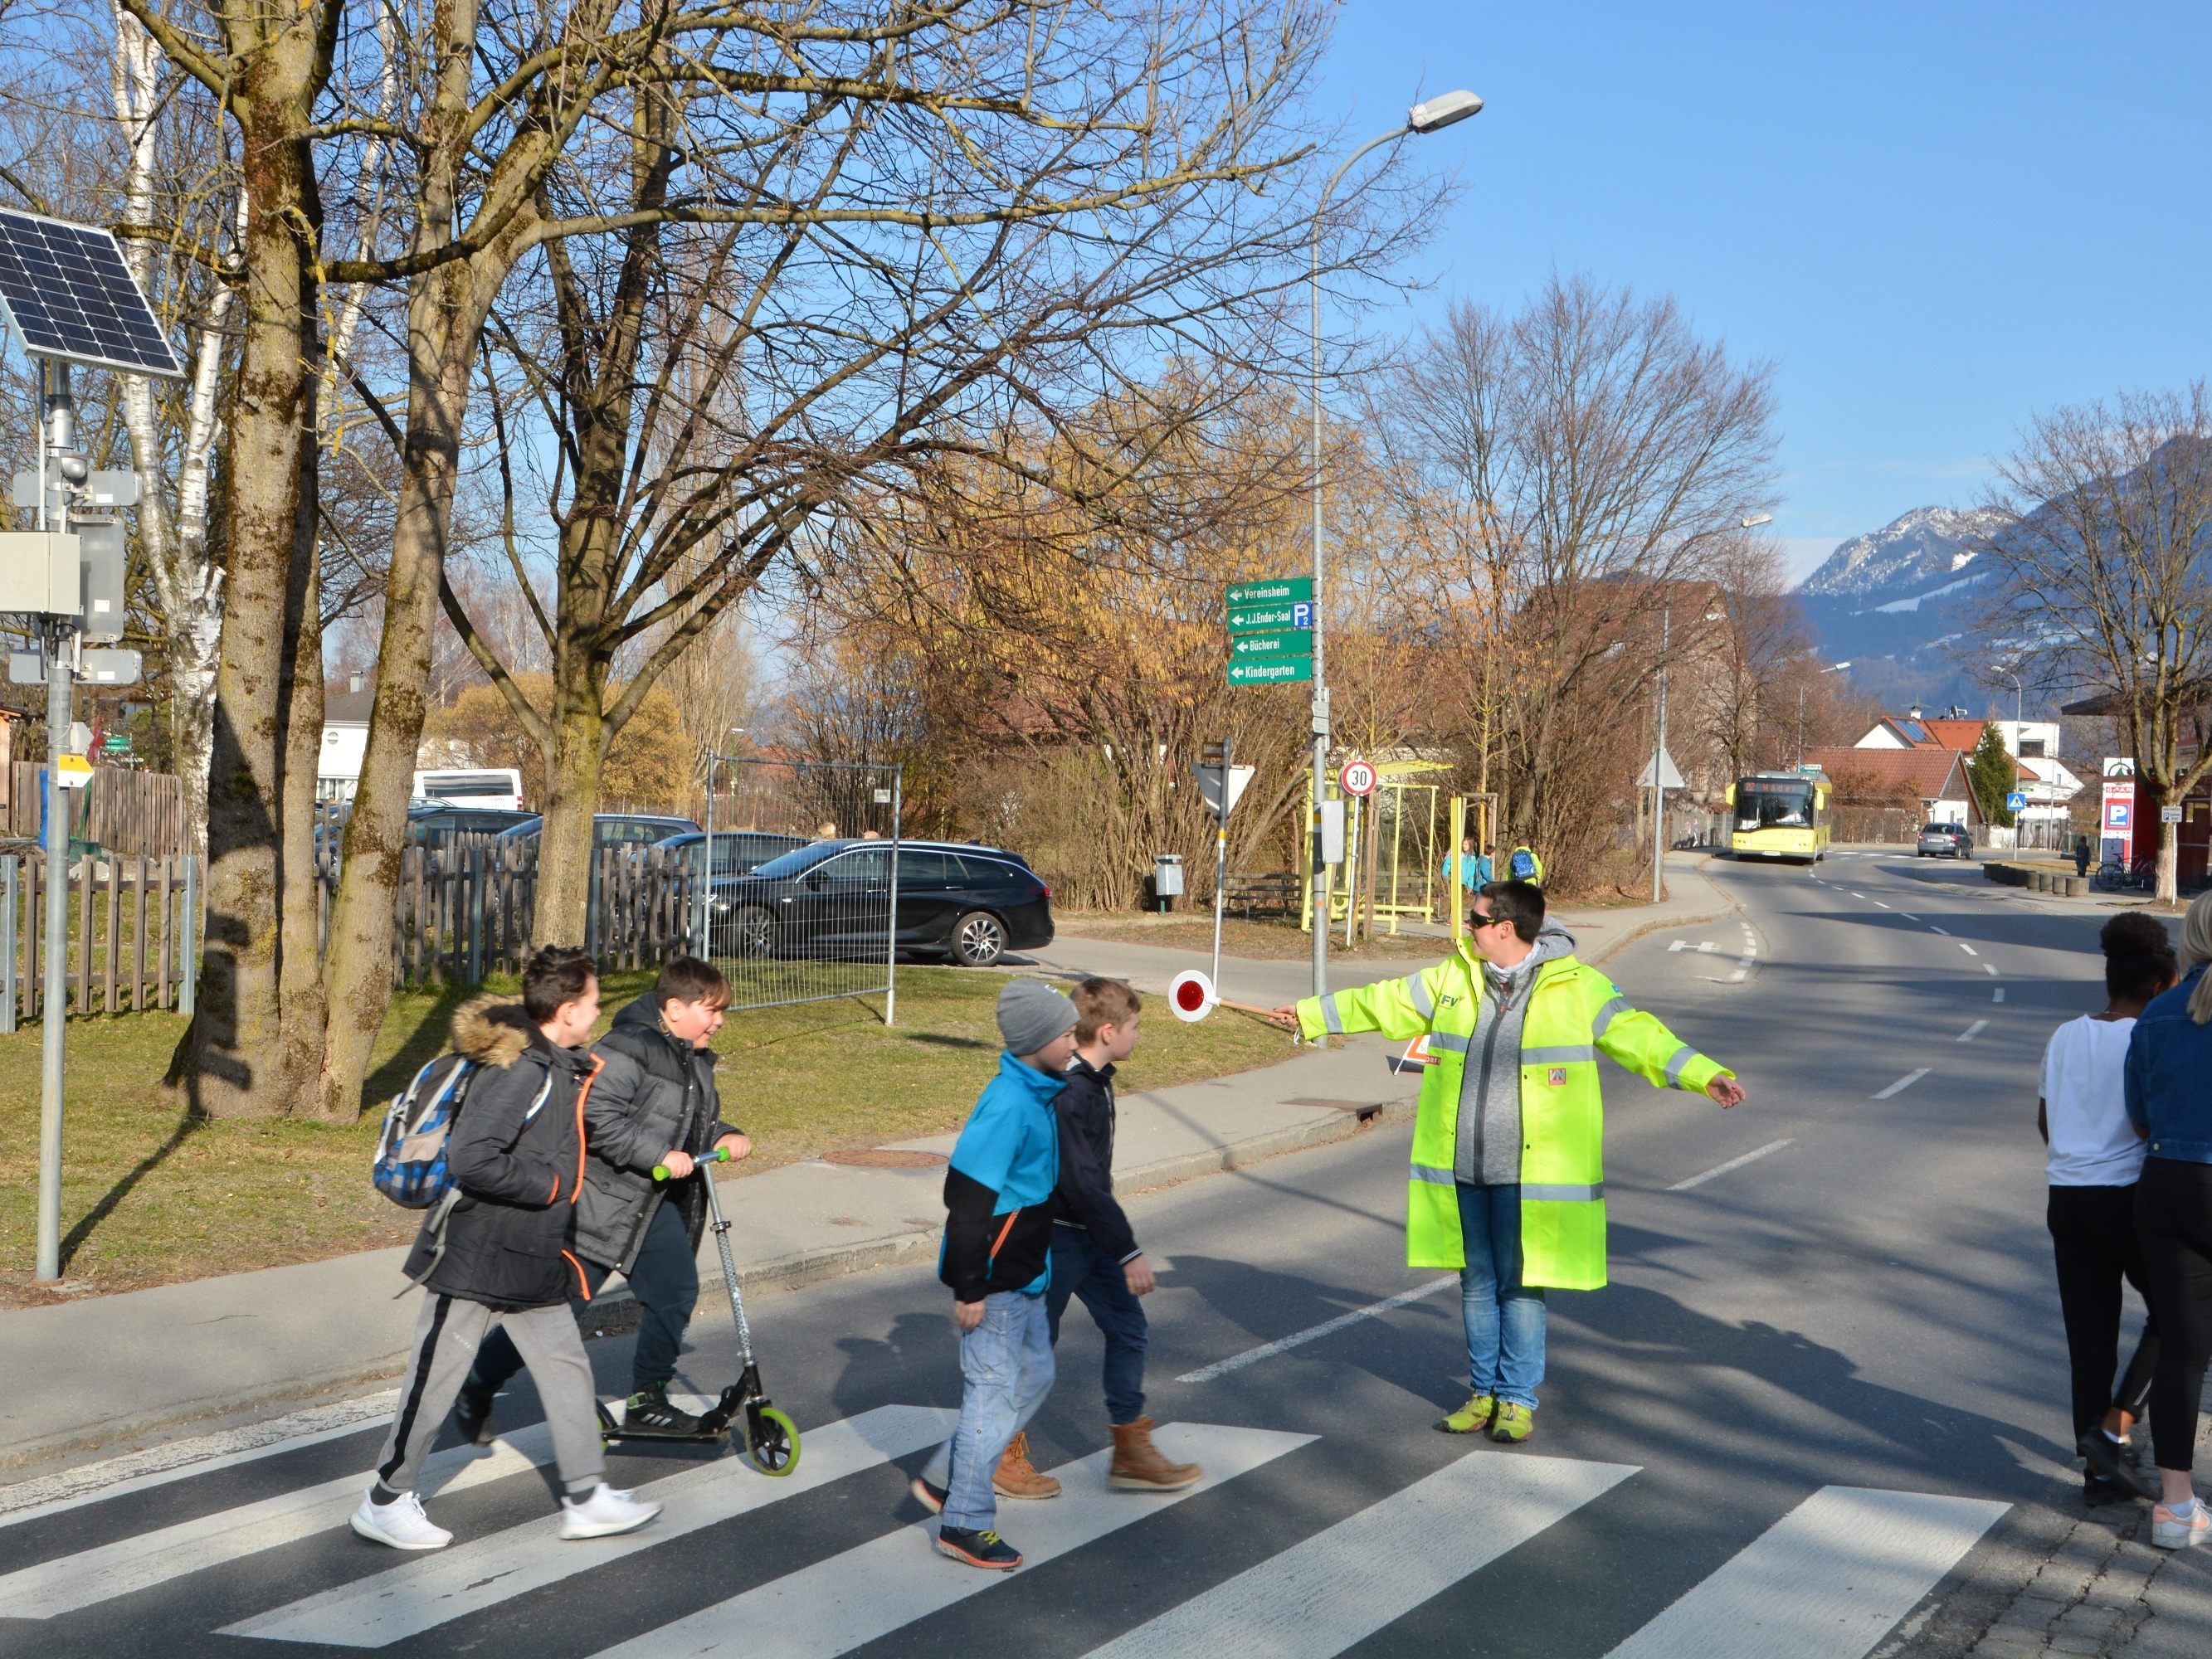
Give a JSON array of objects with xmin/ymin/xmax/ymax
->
[
  {"xmin": 950, "ymin": 910, "xmax": 1008, "ymax": 967},
  {"xmin": 730, "ymin": 905, "xmax": 775, "ymax": 959}
]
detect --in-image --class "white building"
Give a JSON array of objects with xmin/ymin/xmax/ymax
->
[
  {"xmin": 1994, "ymin": 718, "xmax": 2083, "ymax": 832},
  {"xmin": 319, "ymin": 674, "xmax": 373, "ymax": 802}
]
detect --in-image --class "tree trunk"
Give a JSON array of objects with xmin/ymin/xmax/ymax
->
[
  {"xmin": 169, "ymin": 71, "xmax": 322, "ymax": 1119},
  {"xmin": 317, "ymin": 284, "xmax": 480, "ymax": 1121},
  {"xmin": 278, "ymin": 401, "xmax": 329, "ymax": 1102},
  {"xmin": 537, "ymin": 680, "xmax": 611, "ymax": 947}
]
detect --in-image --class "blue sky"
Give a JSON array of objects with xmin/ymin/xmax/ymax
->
[{"xmin": 1318, "ymin": 1, "xmax": 2212, "ymax": 583}]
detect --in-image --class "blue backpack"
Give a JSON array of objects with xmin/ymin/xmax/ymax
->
[
  {"xmin": 373, "ymin": 1055, "xmax": 480, "ymax": 1209},
  {"xmin": 1508, "ymin": 848, "xmax": 1538, "ymax": 880}
]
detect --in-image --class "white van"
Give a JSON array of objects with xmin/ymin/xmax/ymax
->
[{"xmin": 411, "ymin": 768, "xmax": 524, "ymax": 810}]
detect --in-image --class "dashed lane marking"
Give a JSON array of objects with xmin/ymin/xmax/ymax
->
[
  {"xmin": 1958, "ymin": 1020, "xmax": 1987, "ymax": 1042},
  {"xmin": 1930, "ymin": 925, "xmax": 1951, "ymax": 936},
  {"xmin": 1958, "ymin": 941, "xmax": 1978, "ymax": 956},
  {"xmin": 1873, "ymin": 1069, "xmax": 1929, "ymax": 1101},
  {"xmin": 1669, "ymin": 1140, "xmax": 1795, "ymax": 1193},
  {"xmin": 1985, "ymin": 963, "xmax": 2000, "ymax": 976},
  {"xmin": 1995, "ymin": 988, "xmax": 2005, "ymax": 1003},
  {"xmin": 1177, "ymin": 1280, "xmax": 1457, "ymax": 1384}
]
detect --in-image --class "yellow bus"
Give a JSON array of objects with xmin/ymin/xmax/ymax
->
[{"xmin": 1728, "ymin": 771, "xmax": 1830, "ymax": 864}]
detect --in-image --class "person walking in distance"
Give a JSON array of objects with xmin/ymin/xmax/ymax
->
[
  {"xmin": 1505, "ymin": 841, "xmax": 1544, "ymax": 885},
  {"xmin": 2074, "ymin": 834, "xmax": 2093, "ymax": 880},
  {"xmin": 1273, "ymin": 880, "xmax": 1743, "ymax": 1442},
  {"xmin": 910, "ymin": 980, "xmax": 1076, "ymax": 1570},
  {"xmin": 2126, "ymin": 893, "xmax": 2212, "ymax": 1549},
  {"xmin": 354, "ymin": 947, "xmax": 662, "ymax": 1550},
  {"xmin": 2040, "ymin": 913, "xmax": 2173, "ymax": 1506},
  {"xmin": 1040, "ymin": 978, "xmax": 1201, "ymax": 1496},
  {"xmin": 455, "ymin": 956, "xmax": 751, "ymax": 1443}
]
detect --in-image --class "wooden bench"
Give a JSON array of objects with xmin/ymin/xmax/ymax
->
[{"xmin": 1222, "ymin": 871, "xmax": 1302, "ymax": 919}]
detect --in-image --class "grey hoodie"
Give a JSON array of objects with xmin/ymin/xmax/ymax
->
[{"xmin": 1454, "ymin": 920, "xmax": 1578, "ymax": 1185}]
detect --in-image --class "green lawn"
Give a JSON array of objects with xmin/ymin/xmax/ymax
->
[
  {"xmin": 0, "ymin": 967, "xmax": 1289, "ymax": 1306},
  {"xmin": 1055, "ymin": 913, "xmax": 1443, "ymax": 961}
]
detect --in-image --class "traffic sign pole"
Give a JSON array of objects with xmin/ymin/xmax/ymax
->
[{"xmin": 34, "ymin": 367, "xmax": 71, "ymax": 1283}]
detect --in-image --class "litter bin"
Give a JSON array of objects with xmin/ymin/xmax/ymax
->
[{"xmin": 1152, "ymin": 853, "xmax": 1185, "ymax": 913}]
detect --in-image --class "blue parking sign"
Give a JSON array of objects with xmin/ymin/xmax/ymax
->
[{"xmin": 1292, "ymin": 601, "xmax": 1313, "ymax": 629}]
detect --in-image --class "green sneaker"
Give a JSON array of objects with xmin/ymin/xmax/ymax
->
[
  {"xmin": 1440, "ymin": 1393, "xmax": 1497, "ymax": 1434},
  {"xmin": 1490, "ymin": 1402, "xmax": 1535, "ymax": 1443}
]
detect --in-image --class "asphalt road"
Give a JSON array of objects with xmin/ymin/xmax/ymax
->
[{"xmin": 0, "ymin": 850, "xmax": 2173, "ymax": 1657}]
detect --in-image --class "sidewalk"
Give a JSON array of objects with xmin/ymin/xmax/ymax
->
[{"xmin": 0, "ymin": 859, "xmax": 1733, "ymax": 1481}]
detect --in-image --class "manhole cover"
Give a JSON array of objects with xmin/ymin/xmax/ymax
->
[{"xmin": 821, "ymin": 1148, "xmax": 948, "ymax": 1170}]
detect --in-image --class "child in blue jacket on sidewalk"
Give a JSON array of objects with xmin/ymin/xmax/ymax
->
[{"xmin": 910, "ymin": 979, "xmax": 1077, "ymax": 1570}]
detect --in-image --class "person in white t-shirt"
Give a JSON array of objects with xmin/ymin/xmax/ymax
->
[{"xmin": 2041, "ymin": 912, "xmax": 2176, "ymax": 1506}]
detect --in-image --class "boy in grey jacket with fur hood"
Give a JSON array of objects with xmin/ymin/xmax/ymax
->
[
  {"xmin": 355, "ymin": 947, "xmax": 662, "ymax": 1551},
  {"xmin": 460, "ymin": 956, "xmax": 748, "ymax": 1438}
]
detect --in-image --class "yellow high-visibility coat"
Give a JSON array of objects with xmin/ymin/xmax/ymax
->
[{"xmin": 1297, "ymin": 942, "xmax": 1729, "ymax": 1289}]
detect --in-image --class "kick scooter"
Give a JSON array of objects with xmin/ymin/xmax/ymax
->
[{"xmin": 594, "ymin": 1146, "xmax": 800, "ymax": 1477}]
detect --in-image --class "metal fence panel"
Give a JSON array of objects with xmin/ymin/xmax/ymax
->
[{"xmin": 697, "ymin": 758, "xmax": 902, "ymax": 1017}]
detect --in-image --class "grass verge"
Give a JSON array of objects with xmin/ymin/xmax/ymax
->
[
  {"xmin": 0, "ymin": 966, "xmax": 1289, "ymax": 1307},
  {"xmin": 1055, "ymin": 914, "xmax": 1442, "ymax": 961}
]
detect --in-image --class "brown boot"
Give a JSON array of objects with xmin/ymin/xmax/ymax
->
[
  {"xmin": 992, "ymin": 1433, "xmax": 1061, "ymax": 1500},
  {"xmin": 1108, "ymin": 1418, "xmax": 1203, "ymax": 1492}
]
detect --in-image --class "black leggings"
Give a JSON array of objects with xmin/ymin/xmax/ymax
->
[
  {"xmin": 2136, "ymin": 1158, "xmax": 2212, "ymax": 1473},
  {"xmin": 2047, "ymin": 1184, "xmax": 2158, "ymax": 1444}
]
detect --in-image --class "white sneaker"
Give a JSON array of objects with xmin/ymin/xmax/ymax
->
[
  {"xmin": 2152, "ymin": 1499, "xmax": 2210, "ymax": 1550},
  {"xmin": 349, "ymin": 1489, "xmax": 452, "ymax": 1551},
  {"xmin": 559, "ymin": 1482, "xmax": 663, "ymax": 1540}
]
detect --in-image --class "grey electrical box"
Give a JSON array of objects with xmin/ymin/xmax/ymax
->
[
  {"xmin": 7, "ymin": 650, "xmax": 44, "ymax": 684},
  {"xmin": 77, "ymin": 519, "xmax": 126, "ymax": 641},
  {"xmin": 80, "ymin": 649, "xmax": 142, "ymax": 686},
  {"xmin": 0, "ymin": 532, "xmax": 80, "ymax": 615}
]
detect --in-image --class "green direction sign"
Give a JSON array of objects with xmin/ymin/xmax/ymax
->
[
  {"xmin": 1226, "ymin": 600, "xmax": 1313, "ymax": 632},
  {"xmin": 1225, "ymin": 576, "xmax": 1313, "ymax": 608},
  {"xmin": 1229, "ymin": 630, "xmax": 1313, "ymax": 660},
  {"xmin": 1228, "ymin": 658, "xmax": 1313, "ymax": 686},
  {"xmin": 102, "ymin": 733, "xmax": 131, "ymax": 754}
]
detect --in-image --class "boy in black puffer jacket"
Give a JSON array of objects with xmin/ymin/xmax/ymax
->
[
  {"xmin": 459, "ymin": 956, "xmax": 748, "ymax": 1438},
  {"xmin": 354, "ymin": 947, "xmax": 662, "ymax": 1551}
]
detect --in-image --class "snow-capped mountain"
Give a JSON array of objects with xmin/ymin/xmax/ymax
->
[{"xmin": 1794, "ymin": 506, "xmax": 2015, "ymax": 710}]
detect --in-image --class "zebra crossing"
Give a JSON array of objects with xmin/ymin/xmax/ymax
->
[{"xmin": 0, "ymin": 1395, "xmax": 2011, "ymax": 1659}]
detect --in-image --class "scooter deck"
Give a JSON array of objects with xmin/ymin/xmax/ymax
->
[{"xmin": 596, "ymin": 1384, "xmax": 745, "ymax": 1446}]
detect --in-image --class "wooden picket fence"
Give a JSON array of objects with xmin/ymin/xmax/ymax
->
[
  {"xmin": 350, "ymin": 837, "xmax": 701, "ymax": 989},
  {"xmin": 2, "ymin": 762, "xmax": 187, "ymax": 858},
  {"xmin": 0, "ymin": 852, "xmax": 198, "ymax": 1029}
]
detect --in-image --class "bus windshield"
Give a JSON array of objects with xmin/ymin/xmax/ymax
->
[{"xmin": 1736, "ymin": 778, "xmax": 1815, "ymax": 830}]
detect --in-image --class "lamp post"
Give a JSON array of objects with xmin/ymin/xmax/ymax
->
[
  {"xmin": 1796, "ymin": 660, "xmax": 1853, "ymax": 767},
  {"xmin": 2004, "ymin": 671, "xmax": 2024, "ymax": 844},
  {"xmin": 696, "ymin": 725, "xmax": 746, "ymax": 953},
  {"xmin": 1308, "ymin": 89, "xmax": 1482, "ymax": 999}
]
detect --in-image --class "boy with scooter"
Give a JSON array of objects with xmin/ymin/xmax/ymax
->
[
  {"xmin": 1028, "ymin": 977, "xmax": 1201, "ymax": 1495},
  {"xmin": 456, "ymin": 956, "xmax": 750, "ymax": 1442},
  {"xmin": 910, "ymin": 979, "xmax": 1076, "ymax": 1570},
  {"xmin": 355, "ymin": 947, "xmax": 662, "ymax": 1550}
]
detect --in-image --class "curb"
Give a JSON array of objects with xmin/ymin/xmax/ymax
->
[
  {"xmin": 0, "ymin": 1092, "xmax": 1414, "ymax": 1479},
  {"xmin": 1577, "ymin": 861, "xmax": 1738, "ymax": 969}
]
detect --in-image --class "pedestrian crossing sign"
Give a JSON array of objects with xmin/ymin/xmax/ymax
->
[{"xmin": 1389, "ymin": 1034, "xmax": 1435, "ymax": 1074}]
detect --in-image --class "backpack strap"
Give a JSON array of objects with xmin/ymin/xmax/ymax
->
[{"xmin": 395, "ymin": 1188, "xmax": 464, "ymax": 1297}]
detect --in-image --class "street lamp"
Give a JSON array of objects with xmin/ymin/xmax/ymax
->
[
  {"xmin": 1797, "ymin": 660, "xmax": 1852, "ymax": 767},
  {"xmin": 1308, "ymin": 89, "xmax": 1483, "ymax": 998},
  {"xmin": 2003, "ymin": 670, "xmax": 2024, "ymax": 841}
]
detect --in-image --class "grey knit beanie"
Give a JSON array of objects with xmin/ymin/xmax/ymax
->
[{"xmin": 996, "ymin": 977, "xmax": 1077, "ymax": 1057}]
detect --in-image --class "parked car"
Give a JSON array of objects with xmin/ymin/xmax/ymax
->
[
  {"xmin": 658, "ymin": 829, "xmax": 810, "ymax": 880},
  {"xmin": 492, "ymin": 812, "xmax": 701, "ymax": 852},
  {"xmin": 1917, "ymin": 822, "xmax": 1973, "ymax": 859},
  {"xmin": 314, "ymin": 800, "xmax": 536, "ymax": 858},
  {"xmin": 706, "ymin": 839, "xmax": 1052, "ymax": 966},
  {"xmin": 411, "ymin": 767, "xmax": 524, "ymax": 810}
]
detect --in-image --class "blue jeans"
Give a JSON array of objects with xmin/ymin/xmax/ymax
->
[
  {"xmin": 1459, "ymin": 1181, "xmax": 1546, "ymax": 1408},
  {"xmin": 1045, "ymin": 1228, "xmax": 1148, "ymax": 1425},
  {"xmin": 922, "ymin": 1290, "xmax": 1055, "ymax": 1532},
  {"xmin": 469, "ymin": 1199, "xmax": 700, "ymax": 1397}
]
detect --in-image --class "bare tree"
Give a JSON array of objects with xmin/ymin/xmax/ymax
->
[
  {"xmin": 1976, "ymin": 382, "xmax": 2212, "ymax": 902},
  {"xmin": 1376, "ymin": 275, "xmax": 1780, "ymax": 886}
]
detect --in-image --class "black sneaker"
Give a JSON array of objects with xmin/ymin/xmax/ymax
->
[
  {"xmin": 910, "ymin": 1474, "xmax": 948, "ymax": 1514},
  {"xmin": 624, "ymin": 1386, "xmax": 704, "ymax": 1435},
  {"xmin": 451, "ymin": 1386, "xmax": 495, "ymax": 1447},
  {"xmin": 2079, "ymin": 1432, "xmax": 2158, "ymax": 1502},
  {"xmin": 935, "ymin": 1525, "xmax": 1021, "ymax": 1570}
]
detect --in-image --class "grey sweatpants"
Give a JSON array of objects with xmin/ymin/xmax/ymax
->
[{"xmin": 373, "ymin": 1292, "xmax": 604, "ymax": 1498}]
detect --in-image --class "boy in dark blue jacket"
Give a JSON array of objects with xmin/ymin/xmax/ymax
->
[
  {"xmin": 1047, "ymin": 979, "xmax": 1201, "ymax": 1493},
  {"xmin": 910, "ymin": 979, "xmax": 1074, "ymax": 1570}
]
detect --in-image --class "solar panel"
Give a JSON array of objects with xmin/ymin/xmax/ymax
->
[{"xmin": 0, "ymin": 209, "xmax": 181, "ymax": 378}]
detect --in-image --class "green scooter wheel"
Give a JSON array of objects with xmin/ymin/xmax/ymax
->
[{"xmin": 746, "ymin": 1406, "xmax": 800, "ymax": 1477}]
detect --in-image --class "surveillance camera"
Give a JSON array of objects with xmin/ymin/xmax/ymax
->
[{"xmin": 56, "ymin": 455, "xmax": 89, "ymax": 483}]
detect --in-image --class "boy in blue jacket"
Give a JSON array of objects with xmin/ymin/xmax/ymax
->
[{"xmin": 910, "ymin": 979, "xmax": 1076, "ymax": 1570}]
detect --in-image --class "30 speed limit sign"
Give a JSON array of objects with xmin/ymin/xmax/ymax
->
[{"xmin": 1339, "ymin": 757, "xmax": 1378, "ymax": 798}]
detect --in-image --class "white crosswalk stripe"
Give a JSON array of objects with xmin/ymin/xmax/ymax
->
[
  {"xmin": 1604, "ymin": 1486, "xmax": 2007, "ymax": 1658},
  {"xmin": 0, "ymin": 1422, "xmax": 559, "ymax": 1620},
  {"xmin": 220, "ymin": 1404, "xmax": 958, "ymax": 1647},
  {"xmin": 1080, "ymin": 1448, "xmax": 1636, "ymax": 1658},
  {"xmin": 583, "ymin": 1423, "xmax": 1312, "ymax": 1659}
]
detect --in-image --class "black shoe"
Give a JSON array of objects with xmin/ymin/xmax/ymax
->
[
  {"xmin": 451, "ymin": 1385, "xmax": 495, "ymax": 1447},
  {"xmin": 2084, "ymin": 1472, "xmax": 2123, "ymax": 1507},
  {"xmin": 934, "ymin": 1525, "xmax": 1021, "ymax": 1570},
  {"xmin": 624, "ymin": 1385, "xmax": 704, "ymax": 1436},
  {"xmin": 2080, "ymin": 1433, "xmax": 2159, "ymax": 1502}
]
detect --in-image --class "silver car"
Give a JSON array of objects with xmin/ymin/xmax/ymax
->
[{"xmin": 1917, "ymin": 823, "xmax": 1971, "ymax": 859}]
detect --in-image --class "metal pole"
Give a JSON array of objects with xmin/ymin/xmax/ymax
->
[
  {"xmin": 1309, "ymin": 127, "xmax": 1405, "ymax": 1001},
  {"xmin": 883, "ymin": 769, "xmax": 900, "ymax": 1029},
  {"xmin": 2, "ymin": 854, "xmax": 16, "ymax": 1035},
  {"xmin": 34, "ymin": 362, "xmax": 76, "ymax": 1282},
  {"xmin": 1652, "ymin": 604, "xmax": 1669, "ymax": 904},
  {"xmin": 699, "ymin": 751, "xmax": 716, "ymax": 953},
  {"xmin": 1210, "ymin": 736, "xmax": 1230, "ymax": 995}
]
